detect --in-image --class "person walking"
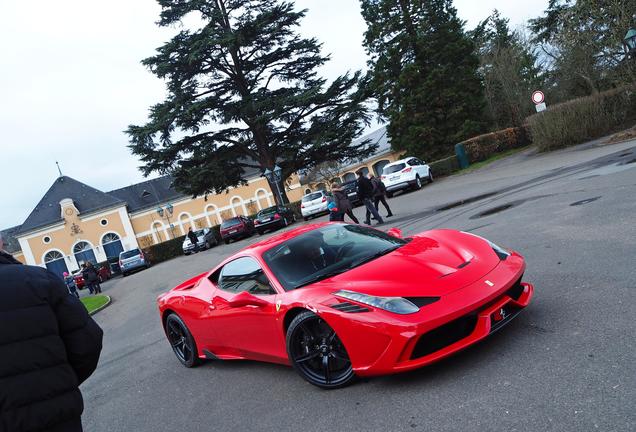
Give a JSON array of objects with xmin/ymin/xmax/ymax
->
[
  {"xmin": 80, "ymin": 263, "xmax": 94, "ymax": 294},
  {"xmin": 187, "ymin": 227, "xmax": 200, "ymax": 253},
  {"xmin": 356, "ymin": 169, "xmax": 384, "ymax": 225},
  {"xmin": 369, "ymin": 174, "xmax": 393, "ymax": 218},
  {"xmin": 331, "ymin": 183, "xmax": 359, "ymax": 224},
  {"xmin": 83, "ymin": 262, "xmax": 101, "ymax": 294},
  {"xmin": 0, "ymin": 232, "xmax": 103, "ymax": 432},
  {"xmin": 63, "ymin": 271, "xmax": 80, "ymax": 298}
]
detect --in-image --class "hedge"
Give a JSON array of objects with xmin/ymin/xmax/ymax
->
[
  {"xmin": 527, "ymin": 85, "xmax": 636, "ymax": 151},
  {"xmin": 460, "ymin": 126, "xmax": 531, "ymax": 164},
  {"xmin": 429, "ymin": 155, "xmax": 461, "ymax": 177},
  {"xmin": 142, "ymin": 235, "xmax": 187, "ymax": 265}
]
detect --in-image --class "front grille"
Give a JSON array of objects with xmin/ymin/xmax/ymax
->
[
  {"xmin": 506, "ymin": 275, "xmax": 525, "ymax": 300},
  {"xmin": 411, "ymin": 314, "xmax": 478, "ymax": 359},
  {"xmin": 330, "ymin": 301, "xmax": 370, "ymax": 313}
]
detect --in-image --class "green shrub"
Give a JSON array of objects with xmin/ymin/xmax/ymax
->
[
  {"xmin": 142, "ymin": 235, "xmax": 186, "ymax": 264},
  {"xmin": 460, "ymin": 126, "xmax": 531, "ymax": 164},
  {"xmin": 429, "ymin": 155, "xmax": 460, "ymax": 177},
  {"xmin": 527, "ymin": 85, "xmax": 636, "ymax": 151}
]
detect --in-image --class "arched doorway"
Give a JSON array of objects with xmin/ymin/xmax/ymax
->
[
  {"xmin": 44, "ymin": 250, "xmax": 68, "ymax": 279},
  {"xmin": 316, "ymin": 183, "xmax": 326, "ymax": 191},
  {"xmin": 151, "ymin": 221, "xmax": 166, "ymax": 244},
  {"xmin": 73, "ymin": 241, "xmax": 97, "ymax": 266},
  {"xmin": 102, "ymin": 232, "xmax": 124, "ymax": 259},
  {"xmin": 343, "ymin": 172, "xmax": 356, "ymax": 183},
  {"xmin": 372, "ymin": 159, "xmax": 391, "ymax": 176}
]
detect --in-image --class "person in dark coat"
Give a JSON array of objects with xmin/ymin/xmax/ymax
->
[
  {"xmin": 83, "ymin": 261, "xmax": 101, "ymax": 294},
  {"xmin": 0, "ymin": 234, "xmax": 103, "ymax": 432},
  {"xmin": 187, "ymin": 227, "xmax": 200, "ymax": 253},
  {"xmin": 331, "ymin": 183, "xmax": 359, "ymax": 224},
  {"xmin": 369, "ymin": 174, "xmax": 393, "ymax": 218},
  {"xmin": 356, "ymin": 169, "xmax": 384, "ymax": 225}
]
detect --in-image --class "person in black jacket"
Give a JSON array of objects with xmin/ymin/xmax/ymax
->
[
  {"xmin": 369, "ymin": 174, "xmax": 393, "ymax": 218},
  {"xmin": 331, "ymin": 183, "xmax": 359, "ymax": 224},
  {"xmin": 0, "ymin": 233, "xmax": 103, "ymax": 432},
  {"xmin": 187, "ymin": 227, "xmax": 200, "ymax": 253},
  {"xmin": 356, "ymin": 168, "xmax": 384, "ymax": 225}
]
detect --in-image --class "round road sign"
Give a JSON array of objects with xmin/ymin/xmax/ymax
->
[{"xmin": 532, "ymin": 91, "xmax": 545, "ymax": 105}]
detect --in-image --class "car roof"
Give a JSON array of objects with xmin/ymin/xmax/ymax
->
[{"xmin": 385, "ymin": 157, "xmax": 415, "ymax": 166}]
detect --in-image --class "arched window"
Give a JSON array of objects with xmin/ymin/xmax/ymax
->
[
  {"xmin": 44, "ymin": 250, "xmax": 68, "ymax": 279},
  {"xmin": 372, "ymin": 159, "xmax": 391, "ymax": 176},
  {"xmin": 102, "ymin": 232, "xmax": 124, "ymax": 259},
  {"xmin": 73, "ymin": 241, "xmax": 96, "ymax": 266},
  {"xmin": 343, "ymin": 172, "xmax": 356, "ymax": 182}
]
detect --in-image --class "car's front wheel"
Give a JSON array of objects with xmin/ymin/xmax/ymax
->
[
  {"xmin": 286, "ymin": 311, "xmax": 355, "ymax": 389},
  {"xmin": 428, "ymin": 170, "xmax": 434, "ymax": 183},
  {"xmin": 165, "ymin": 313, "xmax": 201, "ymax": 368}
]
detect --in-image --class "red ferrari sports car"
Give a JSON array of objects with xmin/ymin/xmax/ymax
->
[{"xmin": 158, "ymin": 223, "xmax": 533, "ymax": 389}]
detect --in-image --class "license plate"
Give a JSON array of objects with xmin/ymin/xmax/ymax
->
[
  {"xmin": 229, "ymin": 230, "xmax": 237, "ymax": 234},
  {"xmin": 390, "ymin": 176, "xmax": 400, "ymax": 181},
  {"xmin": 264, "ymin": 218, "xmax": 272, "ymax": 222},
  {"xmin": 348, "ymin": 193, "xmax": 355, "ymax": 196}
]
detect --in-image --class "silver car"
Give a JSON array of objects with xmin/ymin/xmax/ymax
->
[
  {"xmin": 182, "ymin": 228, "xmax": 218, "ymax": 255},
  {"xmin": 300, "ymin": 190, "xmax": 332, "ymax": 220},
  {"xmin": 119, "ymin": 248, "xmax": 150, "ymax": 277}
]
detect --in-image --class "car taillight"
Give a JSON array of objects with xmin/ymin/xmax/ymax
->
[
  {"xmin": 301, "ymin": 203, "xmax": 305, "ymax": 208},
  {"xmin": 403, "ymin": 167, "xmax": 412, "ymax": 173},
  {"xmin": 274, "ymin": 213, "xmax": 281, "ymax": 219},
  {"xmin": 381, "ymin": 175, "xmax": 386, "ymax": 180},
  {"xmin": 139, "ymin": 252, "xmax": 144, "ymax": 260},
  {"xmin": 254, "ymin": 219, "xmax": 260, "ymax": 225},
  {"xmin": 118, "ymin": 260, "xmax": 122, "ymax": 267},
  {"xmin": 322, "ymin": 196, "xmax": 326, "ymax": 202}
]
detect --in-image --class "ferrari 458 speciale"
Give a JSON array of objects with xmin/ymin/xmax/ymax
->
[{"xmin": 158, "ymin": 223, "xmax": 533, "ymax": 388}]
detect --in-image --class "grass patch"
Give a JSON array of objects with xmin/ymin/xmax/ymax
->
[
  {"xmin": 80, "ymin": 295, "xmax": 110, "ymax": 314},
  {"xmin": 460, "ymin": 147, "xmax": 529, "ymax": 174}
]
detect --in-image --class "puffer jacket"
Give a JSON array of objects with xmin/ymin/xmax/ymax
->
[{"xmin": 0, "ymin": 251, "xmax": 103, "ymax": 432}]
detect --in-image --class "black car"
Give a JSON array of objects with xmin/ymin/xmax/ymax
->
[
  {"xmin": 340, "ymin": 180, "xmax": 361, "ymax": 205},
  {"xmin": 254, "ymin": 205, "xmax": 296, "ymax": 235}
]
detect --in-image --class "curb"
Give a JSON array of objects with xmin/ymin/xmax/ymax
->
[{"xmin": 88, "ymin": 295, "xmax": 112, "ymax": 316}]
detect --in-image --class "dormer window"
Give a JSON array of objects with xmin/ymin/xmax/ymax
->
[{"xmin": 142, "ymin": 190, "xmax": 152, "ymax": 198}]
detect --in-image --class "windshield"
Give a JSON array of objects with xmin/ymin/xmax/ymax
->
[
  {"xmin": 257, "ymin": 206, "xmax": 278, "ymax": 217},
  {"xmin": 383, "ymin": 163, "xmax": 406, "ymax": 174},
  {"xmin": 120, "ymin": 249, "xmax": 140, "ymax": 259},
  {"xmin": 194, "ymin": 230, "xmax": 205, "ymax": 237},
  {"xmin": 262, "ymin": 224, "xmax": 406, "ymax": 290},
  {"xmin": 302, "ymin": 192, "xmax": 323, "ymax": 202},
  {"xmin": 221, "ymin": 218, "xmax": 241, "ymax": 229}
]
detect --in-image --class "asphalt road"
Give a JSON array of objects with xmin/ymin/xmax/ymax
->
[{"xmin": 82, "ymin": 138, "xmax": 636, "ymax": 432}]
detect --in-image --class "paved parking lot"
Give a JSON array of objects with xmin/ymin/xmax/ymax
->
[{"xmin": 82, "ymin": 138, "xmax": 635, "ymax": 432}]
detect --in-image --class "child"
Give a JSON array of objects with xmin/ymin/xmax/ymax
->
[{"xmin": 328, "ymin": 200, "xmax": 344, "ymax": 222}]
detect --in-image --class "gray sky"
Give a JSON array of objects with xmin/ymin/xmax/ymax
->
[{"xmin": 0, "ymin": 0, "xmax": 548, "ymax": 229}]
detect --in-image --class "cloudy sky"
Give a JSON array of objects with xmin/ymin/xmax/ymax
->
[{"xmin": 0, "ymin": 0, "xmax": 548, "ymax": 229}]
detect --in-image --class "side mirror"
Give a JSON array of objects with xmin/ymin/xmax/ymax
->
[
  {"xmin": 387, "ymin": 227, "xmax": 402, "ymax": 238},
  {"xmin": 228, "ymin": 291, "xmax": 268, "ymax": 308}
]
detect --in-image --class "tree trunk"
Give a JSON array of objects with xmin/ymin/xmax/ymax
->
[{"xmin": 266, "ymin": 177, "xmax": 289, "ymax": 205}]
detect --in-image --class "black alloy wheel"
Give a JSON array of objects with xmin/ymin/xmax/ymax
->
[
  {"xmin": 165, "ymin": 314, "xmax": 201, "ymax": 368},
  {"xmin": 287, "ymin": 311, "xmax": 355, "ymax": 389}
]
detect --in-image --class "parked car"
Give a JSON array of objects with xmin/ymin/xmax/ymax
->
[
  {"xmin": 300, "ymin": 190, "xmax": 333, "ymax": 220},
  {"xmin": 73, "ymin": 263, "xmax": 112, "ymax": 289},
  {"xmin": 381, "ymin": 157, "xmax": 433, "ymax": 197},
  {"xmin": 340, "ymin": 180, "xmax": 361, "ymax": 205},
  {"xmin": 220, "ymin": 216, "xmax": 256, "ymax": 244},
  {"xmin": 182, "ymin": 228, "xmax": 218, "ymax": 255},
  {"xmin": 119, "ymin": 248, "xmax": 150, "ymax": 277},
  {"xmin": 254, "ymin": 205, "xmax": 296, "ymax": 235}
]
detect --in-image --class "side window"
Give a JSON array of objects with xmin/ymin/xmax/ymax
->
[{"xmin": 219, "ymin": 257, "xmax": 276, "ymax": 295}]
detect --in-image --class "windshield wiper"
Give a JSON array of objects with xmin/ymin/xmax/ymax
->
[{"xmin": 348, "ymin": 246, "xmax": 401, "ymax": 270}]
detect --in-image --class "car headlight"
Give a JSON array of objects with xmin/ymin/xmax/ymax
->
[{"xmin": 333, "ymin": 290, "xmax": 420, "ymax": 315}]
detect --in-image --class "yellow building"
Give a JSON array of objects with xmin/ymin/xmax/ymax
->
[{"xmin": 1, "ymin": 127, "xmax": 402, "ymax": 277}]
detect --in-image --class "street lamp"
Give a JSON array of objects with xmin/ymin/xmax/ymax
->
[
  {"xmin": 156, "ymin": 203, "xmax": 176, "ymax": 238},
  {"xmin": 624, "ymin": 29, "xmax": 636, "ymax": 56},
  {"xmin": 263, "ymin": 164, "xmax": 284, "ymax": 205}
]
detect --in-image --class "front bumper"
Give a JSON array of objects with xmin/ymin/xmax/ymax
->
[{"xmin": 323, "ymin": 254, "xmax": 533, "ymax": 377}]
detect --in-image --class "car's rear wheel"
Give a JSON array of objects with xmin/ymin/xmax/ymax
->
[
  {"xmin": 414, "ymin": 175, "xmax": 422, "ymax": 190},
  {"xmin": 287, "ymin": 311, "xmax": 355, "ymax": 389},
  {"xmin": 165, "ymin": 313, "xmax": 201, "ymax": 368},
  {"xmin": 224, "ymin": 239, "xmax": 229, "ymax": 244},
  {"xmin": 386, "ymin": 192, "xmax": 393, "ymax": 198},
  {"xmin": 303, "ymin": 216, "xmax": 308, "ymax": 221}
]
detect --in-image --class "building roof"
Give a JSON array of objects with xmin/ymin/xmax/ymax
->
[
  {"xmin": 1, "ymin": 225, "xmax": 23, "ymax": 254},
  {"xmin": 18, "ymin": 176, "xmax": 125, "ymax": 234},
  {"xmin": 108, "ymin": 176, "xmax": 184, "ymax": 214}
]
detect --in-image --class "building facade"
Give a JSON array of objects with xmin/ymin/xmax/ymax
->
[{"xmin": 1, "ymin": 127, "xmax": 403, "ymax": 277}]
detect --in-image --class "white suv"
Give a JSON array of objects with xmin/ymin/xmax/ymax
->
[
  {"xmin": 380, "ymin": 157, "xmax": 433, "ymax": 197},
  {"xmin": 300, "ymin": 190, "xmax": 332, "ymax": 220}
]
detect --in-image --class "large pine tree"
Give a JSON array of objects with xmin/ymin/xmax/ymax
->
[
  {"xmin": 361, "ymin": 0, "xmax": 488, "ymax": 159},
  {"xmin": 127, "ymin": 0, "xmax": 373, "ymax": 203}
]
